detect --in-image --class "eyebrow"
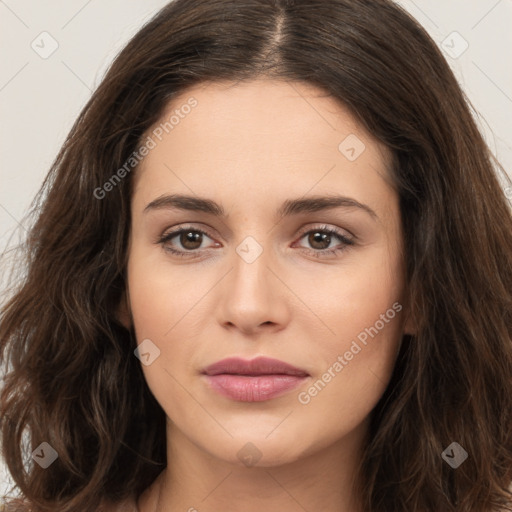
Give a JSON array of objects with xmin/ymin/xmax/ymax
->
[{"xmin": 143, "ymin": 193, "xmax": 378, "ymax": 220}]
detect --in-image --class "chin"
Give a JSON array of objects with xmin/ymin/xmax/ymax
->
[{"xmin": 203, "ymin": 433, "xmax": 313, "ymax": 469}]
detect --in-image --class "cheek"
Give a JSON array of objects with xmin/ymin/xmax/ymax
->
[
  {"xmin": 295, "ymin": 247, "xmax": 404, "ymax": 417},
  {"xmin": 126, "ymin": 244, "xmax": 205, "ymax": 337},
  {"xmin": 126, "ymin": 248, "xmax": 211, "ymax": 402},
  {"xmin": 126, "ymin": 260, "xmax": 195, "ymax": 420},
  {"xmin": 305, "ymin": 241, "xmax": 403, "ymax": 347},
  {"xmin": 296, "ymin": 319, "xmax": 402, "ymax": 439}
]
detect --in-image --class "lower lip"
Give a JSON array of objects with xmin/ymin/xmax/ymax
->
[{"xmin": 204, "ymin": 374, "xmax": 308, "ymax": 402}]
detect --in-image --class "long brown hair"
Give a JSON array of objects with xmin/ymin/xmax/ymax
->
[{"xmin": 1, "ymin": 1, "xmax": 511, "ymax": 511}]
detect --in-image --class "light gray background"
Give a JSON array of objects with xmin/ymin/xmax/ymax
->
[{"xmin": 1, "ymin": 0, "xmax": 511, "ymax": 497}]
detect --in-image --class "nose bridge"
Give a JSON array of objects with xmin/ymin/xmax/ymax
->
[
  {"xmin": 216, "ymin": 230, "xmax": 285, "ymax": 330},
  {"xmin": 231, "ymin": 233, "xmax": 271, "ymax": 294}
]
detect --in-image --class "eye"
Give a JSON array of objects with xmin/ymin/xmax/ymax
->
[
  {"xmin": 293, "ymin": 224, "xmax": 355, "ymax": 258},
  {"xmin": 157, "ymin": 225, "xmax": 219, "ymax": 258}
]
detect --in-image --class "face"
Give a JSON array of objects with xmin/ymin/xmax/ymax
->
[{"xmin": 121, "ymin": 79, "xmax": 412, "ymax": 467}]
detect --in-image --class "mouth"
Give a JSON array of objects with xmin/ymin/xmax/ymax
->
[{"xmin": 201, "ymin": 356, "xmax": 310, "ymax": 402}]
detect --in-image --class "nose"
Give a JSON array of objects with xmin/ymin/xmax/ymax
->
[{"xmin": 216, "ymin": 237, "xmax": 290, "ymax": 336}]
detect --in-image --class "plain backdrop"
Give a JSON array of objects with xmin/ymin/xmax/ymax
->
[{"xmin": 1, "ymin": 0, "xmax": 511, "ymax": 497}]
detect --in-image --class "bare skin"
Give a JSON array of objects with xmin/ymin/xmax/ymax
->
[{"xmin": 116, "ymin": 79, "xmax": 415, "ymax": 512}]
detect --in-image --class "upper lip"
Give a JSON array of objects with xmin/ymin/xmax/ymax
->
[{"xmin": 202, "ymin": 356, "xmax": 309, "ymax": 377}]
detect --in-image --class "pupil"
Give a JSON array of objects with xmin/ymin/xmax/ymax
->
[
  {"xmin": 181, "ymin": 231, "xmax": 202, "ymax": 249},
  {"xmin": 310, "ymin": 232, "xmax": 330, "ymax": 249}
]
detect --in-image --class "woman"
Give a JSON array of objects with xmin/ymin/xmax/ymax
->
[{"xmin": 1, "ymin": 0, "xmax": 511, "ymax": 511}]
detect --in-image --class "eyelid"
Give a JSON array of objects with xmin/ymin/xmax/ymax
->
[
  {"xmin": 158, "ymin": 224, "xmax": 217, "ymax": 242},
  {"xmin": 295, "ymin": 223, "xmax": 355, "ymax": 242}
]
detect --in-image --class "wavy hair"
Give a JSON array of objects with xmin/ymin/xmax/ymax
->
[{"xmin": 1, "ymin": 0, "xmax": 512, "ymax": 510}]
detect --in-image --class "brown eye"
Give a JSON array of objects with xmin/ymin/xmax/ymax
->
[
  {"xmin": 157, "ymin": 226, "xmax": 217, "ymax": 258},
  {"xmin": 307, "ymin": 231, "xmax": 333, "ymax": 250},
  {"xmin": 295, "ymin": 225, "xmax": 355, "ymax": 259},
  {"xmin": 179, "ymin": 230, "xmax": 204, "ymax": 250}
]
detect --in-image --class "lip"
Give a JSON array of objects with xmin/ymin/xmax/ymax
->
[
  {"xmin": 202, "ymin": 356, "xmax": 309, "ymax": 402},
  {"xmin": 203, "ymin": 356, "xmax": 309, "ymax": 377}
]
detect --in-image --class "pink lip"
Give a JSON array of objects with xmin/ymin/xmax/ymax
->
[{"xmin": 202, "ymin": 356, "xmax": 309, "ymax": 402}]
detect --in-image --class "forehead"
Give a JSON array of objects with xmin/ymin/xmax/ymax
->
[{"xmin": 132, "ymin": 79, "xmax": 395, "ymax": 214}]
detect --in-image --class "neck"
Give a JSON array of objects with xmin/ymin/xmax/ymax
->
[{"xmin": 139, "ymin": 418, "xmax": 368, "ymax": 512}]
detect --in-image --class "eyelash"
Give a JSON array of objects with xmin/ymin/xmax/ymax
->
[{"xmin": 156, "ymin": 224, "xmax": 355, "ymax": 260}]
